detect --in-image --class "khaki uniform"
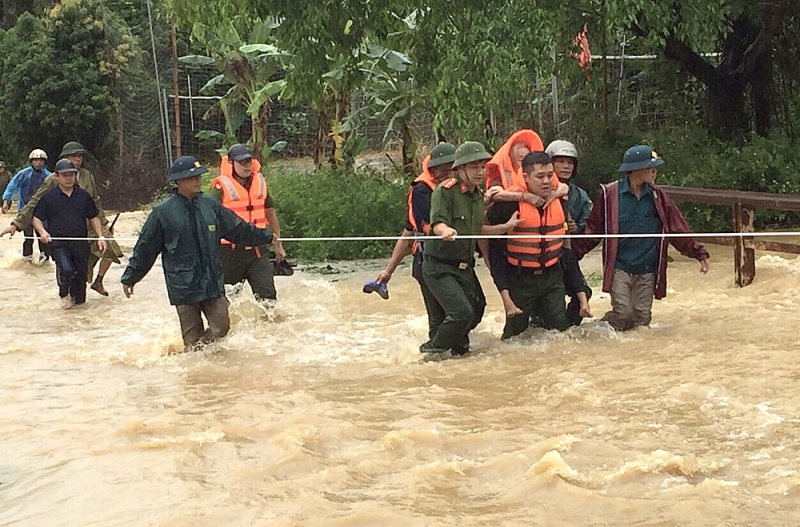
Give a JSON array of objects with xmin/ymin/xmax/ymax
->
[
  {"xmin": 13, "ymin": 167, "xmax": 123, "ymax": 279},
  {"xmin": 420, "ymin": 177, "xmax": 486, "ymax": 354}
]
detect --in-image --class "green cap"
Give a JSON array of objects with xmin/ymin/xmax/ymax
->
[
  {"xmin": 168, "ymin": 155, "xmax": 208, "ymax": 182},
  {"xmin": 617, "ymin": 144, "xmax": 664, "ymax": 172},
  {"xmin": 427, "ymin": 142, "xmax": 456, "ymax": 168},
  {"xmin": 452, "ymin": 141, "xmax": 492, "ymax": 169},
  {"xmin": 60, "ymin": 141, "xmax": 86, "ymax": 158}
]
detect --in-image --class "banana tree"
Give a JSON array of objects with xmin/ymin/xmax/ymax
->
[{"xmin": 180, "ymin": 16, "xmax": 289, "ymax": 160}]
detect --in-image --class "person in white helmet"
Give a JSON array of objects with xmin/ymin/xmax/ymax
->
[
  {"xmin": 1, "ymin": 149, "xmax": 51, "ymax": 262},
  {"xmin": 545, "ymin": 140, "xmax": 593, "ymax": 233}
]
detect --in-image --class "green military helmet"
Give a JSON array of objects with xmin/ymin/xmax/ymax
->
[
  {"xmin": 452, "ymin": 141, "xmax": 492, "ymax": 169},
  {"xmin": 427, "ymin": 142, "xmax": 456, "ymax": 168},
  {"xmin": 60, "ymin": 141, "xmax": 87, "ymax": 158}
]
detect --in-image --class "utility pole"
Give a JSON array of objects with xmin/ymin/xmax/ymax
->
[{"xmin": 171, "ymin": 24, "xmax": 182, "ymax": 158}]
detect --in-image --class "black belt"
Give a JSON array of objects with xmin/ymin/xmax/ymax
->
[
  {"xmin": 514, "ymin": 263, "xmax": 558, "ymax": 276},
  {"xmin": 424, "ymin": 254, "xmax": 474, "ymax": 270},
  {"xmin": 226, "ymin": 243, "xmax": 262, "ymax": 252}
]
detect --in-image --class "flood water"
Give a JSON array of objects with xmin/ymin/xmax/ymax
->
[{"xmin": 2, "ymin": 212, "xmax": 800, "ymax": 526}]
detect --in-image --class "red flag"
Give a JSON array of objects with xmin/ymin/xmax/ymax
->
[{"xmin": 572, "ymin": 24, "xmax": 592, "ymax": 79}]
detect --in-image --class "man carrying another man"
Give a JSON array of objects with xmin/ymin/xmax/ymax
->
[{"xmin": 487, "ymin": 151, "xmax": 590, "ymax": 339}]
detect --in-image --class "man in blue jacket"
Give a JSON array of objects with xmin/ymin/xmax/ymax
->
[
  {"xmin": 120, "ymin": 156, "xmax": 275, "ymax": 351},
  {"xmin": 2, "ymin": 149, "xmax": 50, "ymax": 262}
]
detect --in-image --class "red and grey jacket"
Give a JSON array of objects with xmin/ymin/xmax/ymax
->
[{"xmin": 573, "ymin": 179, "xmax": 709, "ymax": 299}]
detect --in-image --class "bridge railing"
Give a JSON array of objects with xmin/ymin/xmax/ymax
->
[{"xmin": 660, "ymin": 185, "xmax": 800, "ymax": 286}]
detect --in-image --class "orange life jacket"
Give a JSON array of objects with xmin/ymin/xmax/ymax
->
[
  {"xmin": 506, "ymin": 195, "xmax": 566, "ymax": 269},
  {"xmin": 211, "ymin": 173, "xmax": 269, "ymax": 246},
  {"xmin": 407, "ymin": 155, "xmax": 437, "ymax": 254},
  {"xmin": 220, "ymin": 155, "xmax": 262, "ymax": 177},
  {"xmin": 486, "ymin": 129, "xmax": 545, "ymax": 191}
]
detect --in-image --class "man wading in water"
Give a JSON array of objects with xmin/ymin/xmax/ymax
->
[{"xmin": 120, "ymin": 156, "xmax": 274, "ymax": 351}]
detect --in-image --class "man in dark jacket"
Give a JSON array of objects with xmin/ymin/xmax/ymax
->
[
  {"xmin": 0, "ymin": 160, "xmax": 10, "ymax": 199},
  {"xmin": 2, "ymin": 142, "xmax": 123, "ymax": 295},
  {"xmin": 573, "ymin": 145, "xmax": 710, "ymax": 331},
  {"xmin": 120, "ymin": 156, "xmax": 274, "ymax": 350}
]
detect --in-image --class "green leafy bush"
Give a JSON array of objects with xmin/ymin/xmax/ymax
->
[
  {"xmin": 580, "ymin": 125, "xmax": 800, "ymax": 234},
  {"xmin": 265, "ymin": 165, "xmax": 408, "ymax": 261}
]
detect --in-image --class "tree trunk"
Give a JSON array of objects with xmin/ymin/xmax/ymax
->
[
  {"xmin": 400, "ymin": 120, "xmax": 414, "ymax": 176},
  {"xmin": 251, "ymin": 100, "xmax": 271, "ymax": 162},
  {"xmin": 313, "ymin": 101, "xmax": 328, "ymax": 169},
  {"xmin": 661, "ymin": 5, "xmax": 786, "ymax": 140},
  {"xmin": 703, "ymin": 77, "xmax": 748, "ymax": 140},
  {"xmin": 751, "ymin": 52, "xmax": 774, "ymax": 137},
  {"xmin": 331, "ymin": 91, "xmax": 351, "ymax": 168}
]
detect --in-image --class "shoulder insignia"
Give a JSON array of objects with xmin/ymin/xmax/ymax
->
[{"xmin": 442, "ymin": 178, "xmax": 458, "ymax": 189}]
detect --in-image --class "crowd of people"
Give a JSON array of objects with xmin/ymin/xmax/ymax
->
[
  {"xmin": 0, "ymin": 132, "xmax": 710, "ymax": 355},
  {"xmin": 1, "ymin": 142, "xmax": 286, "ymax": 350},
  {"xmin": 374, "ymin": 129, "xmax": 710, "ymax": 357}
]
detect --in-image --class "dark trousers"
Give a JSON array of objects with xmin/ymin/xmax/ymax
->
[
  {"xmin": 175, "ymin": 296, "xmax": 231, "ymax": 349},
  {"xmin": 421, "ymin": 258, "xmax": 486, "ymax": 353},
  {"xmin": 23, "ymin": 224, "xmax": 47, "ymax": 259},
  {"xmin": 417, "ymin": 274, "xmax": 446, "ymax": 340},
  {"xmin": 502, "ymin": 264, "xmax": 569, "ymax": 339},
  {"xmin": 219, "ymin": 244, "xmax": 276, "ymax": 301},
  {"xmin": 50, "ymin": 241, "xmax": 89, "ymax": 304},
  {"xmin": 532, "ymin": 274, "xmax": 593, "ymax": 328}
]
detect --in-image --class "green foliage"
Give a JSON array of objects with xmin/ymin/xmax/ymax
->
[
  {"xmin": 0, "ymin": 0, "xmax": 140, "ymax": 161},
  {"xmin": 415, "ymin": 3, "xmax": 555, "ymax": 146},
  {"xmin": 579, "ymin": 123, "xmax": 800, "ymax": 233},
  {"xmin": 182, "ymin": 16, "xmax": 288, "ymax": 160},
  {"xmin": 267, "ymin": 165, "xmax": 408, "ymax": 261}
]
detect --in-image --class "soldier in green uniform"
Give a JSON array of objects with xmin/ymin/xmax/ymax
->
[
  {"xmin": 0, "ymin": 160, "xmax": 10, "ymax": 199},
  {"xmin": 0, "ymin": 141, "xmax": 124, "ymax": 295},
  {"xmin": 420, "ymin": 141, "xmax": 522, "ymax": 356}
]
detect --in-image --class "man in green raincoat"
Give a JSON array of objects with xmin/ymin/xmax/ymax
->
[{"xmin": 120, "ymin": 156, "xmax": 274, "ymax": 350}]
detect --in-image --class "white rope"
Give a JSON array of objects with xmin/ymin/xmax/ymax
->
[{"xmin": 4, "ymin": 231, "xmax": 800, "ymax": 243}]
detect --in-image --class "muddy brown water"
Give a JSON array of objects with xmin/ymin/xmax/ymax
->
[{"xmin": 1, "ymin": 212, "xmax": 800, "ymax": 526}]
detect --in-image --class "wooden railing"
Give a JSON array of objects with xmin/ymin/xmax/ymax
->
[{"xmin": 660, "ymin": 185, "xmax": 800, "ymax": 287}]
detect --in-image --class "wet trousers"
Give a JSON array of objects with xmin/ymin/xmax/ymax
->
[
  {"xmin": 50, "ymin": 241, "xmax": 89, "ymax": 304},
  {"xmin": 23, "ymin": 224, "xmax": 48, "ymax": 259},
  {"xmin": 502, "ymin": 264, "xmax": 569, "ymax": 339},
  {"xmin": 175, "ymin": 296, "xmax": 231, "ymax": 349},
  {"xmin": 417, "ymin": 274, "xmax": 446, "ymax": 341},
  {"xmin": 420, "ymin": 257, "xmax": 486, "ymax": 353},
  {"xmin": 219, "ymin": 244, "xmax": 276, "ymax": 301},
  {"xmin": 603, "ymin": 269, "xmax": 655, "ymax": 331}
]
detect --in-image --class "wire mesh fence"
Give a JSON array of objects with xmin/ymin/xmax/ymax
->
[{"xmin": 114, "ymin": 31, "xmax": 692, "ymax": 184}]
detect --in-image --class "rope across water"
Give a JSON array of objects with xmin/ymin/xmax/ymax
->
[{"xmin": 4, "ymin": 231, "xmax": 799, "ymax": 243}]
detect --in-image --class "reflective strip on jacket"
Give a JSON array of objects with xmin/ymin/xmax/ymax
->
[
  {"xmin": 506, "ymin": 197, "xmax": 566, "ymax": 269},
  {"xmin": 211, "ymin": 174, "xmax": 269, "ymax": 247}
]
